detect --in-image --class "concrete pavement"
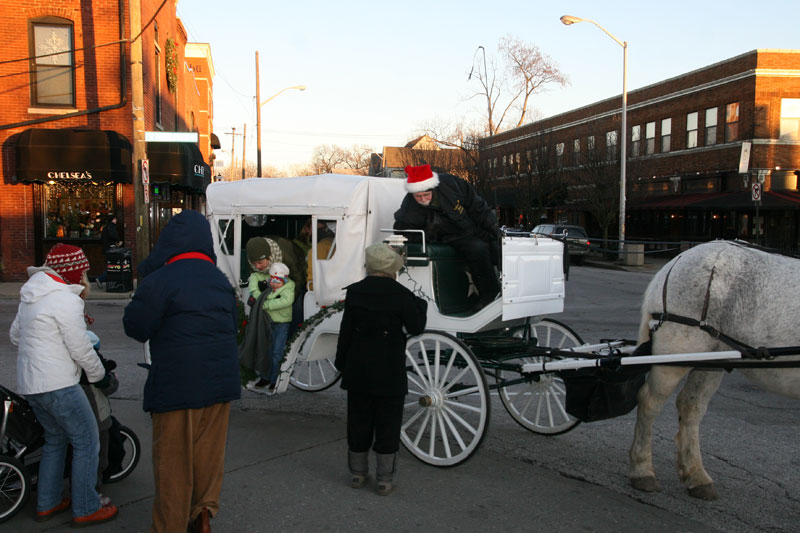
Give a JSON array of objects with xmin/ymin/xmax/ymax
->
[{"xmin": 3, "ymin": 390, "xmax": 715, "ymax": 532}]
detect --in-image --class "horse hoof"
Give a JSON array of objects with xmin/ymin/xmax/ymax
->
[
  {"xmin": 630, "ymin": 476, "xmax": 661, "ymax": 492},
  {"xmin": 688, "ymin": 484, "xmax": 718, "ymax": 500}
]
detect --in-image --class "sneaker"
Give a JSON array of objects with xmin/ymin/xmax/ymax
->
[
  {"xmin": 72, "ymin": 503, "xmax": 118, "ymax": 528},
  {"xmin": 267, "ymin": 382, "xmax": 277, "ymax": 395},
  {"xmin": 247, "ymin": 378, "xmax": 270, "ymax": 394},
  {"xmin": 98, "ymin": 493, "xmax": 111, "ymax": 507},
  {"xmin": 35, "ymin": 497, "xmax": 70, "ymax": 522}
]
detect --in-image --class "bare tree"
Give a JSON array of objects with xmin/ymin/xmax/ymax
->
[
  {"xmin": 287, "ymin": 163, "xmax": 316, "ymax": 177},
  {"xmin": 570, "ymin": 125, "xmax": 621, "ymax": 249},
  {"xmin": 310, "ymin": 144, "xmax": 346, "ymax": 174},
  {"xmin": 341, "ymin": 144, "xmax": 373, "ymax": 175},
  {"xmin": 310, "ymin": 144, "xmax": 376, "ymax": 175},
  {"xmin": 506, "ymin": 131, "xmax": 567, "ymax": 228},
  {"xmin": 468, "ymin": 36, "xmax": 568, "ymax": 135},
  {"xmin": 417, "ymin": 119, "xmax": 482, "ymax": 185}
]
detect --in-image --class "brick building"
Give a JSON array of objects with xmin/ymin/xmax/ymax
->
[
  {"xmin": 480, "ymin": 49, "xmax": 800, "ymax": 249},
  {"xmin": 0, "ymin": 0, "xmax": 215, "ymax": 282}
]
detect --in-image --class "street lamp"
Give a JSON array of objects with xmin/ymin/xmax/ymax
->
[
  {"xmin": 255, "ymin": 52, "xmax": 306, "ymax": 176},
  {"xmin": 561, "ymin": 15, "xmax": 628, "ymax": 260}
]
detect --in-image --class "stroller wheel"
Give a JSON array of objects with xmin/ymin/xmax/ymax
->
[
  {"xmin": 103, "ymin": 425, "xmax": 140, "ymax": 484},
  {"xmin": 0, "ymin": 455, "xmax": 31, "ymax": 523}
]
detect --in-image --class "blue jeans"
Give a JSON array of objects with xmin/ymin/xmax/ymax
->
[
  {"xmin": 26, "ymin": 384, "xmax": 101, "ymax": 518},
  {"xmin": 270, "ymin": 322, "xmax": 291, "ymax": 384}
]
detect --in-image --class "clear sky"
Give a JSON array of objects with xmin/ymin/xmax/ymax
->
[{"xmin": 176, "ymin": 0, "xmax": 798, "ymax": 173}]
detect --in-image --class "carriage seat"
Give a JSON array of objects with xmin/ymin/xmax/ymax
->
[{"xmin": 406, "ymin": 243, "xmax": 478, "ymax": 315}]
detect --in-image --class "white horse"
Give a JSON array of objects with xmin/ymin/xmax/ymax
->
[{"xmin": 630, "ymin": 240, "xmax": 800, "ymax": 499}]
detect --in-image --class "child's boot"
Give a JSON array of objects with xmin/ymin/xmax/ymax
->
[
  {"xmin": 375, "ymin": 452, "xmax": 396, "ymax": 496},
  {"xmin": 348, "ymin": 450, "xmax": 369, "ymax": 488}
]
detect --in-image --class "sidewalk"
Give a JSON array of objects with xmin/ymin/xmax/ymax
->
[
  {"xmin": 1, "ymin": 394, "xmax": 714, "ymax": 532},
  {"xmin": 582, "ymin": 254, "xmax": 669, "ymax": 274},
  {"xmin": 0, "ymin": 282, "xmax": 132, "ymax": 300}
]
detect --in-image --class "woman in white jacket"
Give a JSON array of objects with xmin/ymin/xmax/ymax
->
[{"xmin": 9, "ymin": 244, "xmax": 118, "ymax": 527}]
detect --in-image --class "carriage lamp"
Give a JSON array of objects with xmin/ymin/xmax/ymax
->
[{"xmin": 384, "ymin": 234, "xmax": 408, "ymax": 267}]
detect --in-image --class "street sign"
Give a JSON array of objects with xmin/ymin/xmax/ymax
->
[
  {"xmin": 751, "ymin": 182, "xmax": 762, "ymax": 202},
  {"xmin": 141, "ymin": 159, "xmax": 150, "ymax": 204}
]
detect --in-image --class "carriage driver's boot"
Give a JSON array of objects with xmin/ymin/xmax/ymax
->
[
  {"xmin": 375, "ymin": 453, "xmax": 396, "ymax": 496},
  {"xmin": 348, "ymin": 450, "xmax": 369, "ymax": 488}
]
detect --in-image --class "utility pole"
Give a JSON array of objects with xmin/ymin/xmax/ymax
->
[
  {"xmin": 129, "ymin": 0, "xmax": 150, "ymax": 267},
  {"xmin": 241, "ymin": 123, "xmax": 247, "ymax": 179},
  {"xmin": 255, "ymin": 51, "xmax": 262, "ymax": 177},
  {"xmin": 225, "ymin": 127, "xmax": 242, "ymax": 180}
]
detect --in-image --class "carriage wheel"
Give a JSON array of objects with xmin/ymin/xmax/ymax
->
[
  {"xmin": 288, "ymin": 307, "xmax": 342, "ymax": 392},
  {"xmin": 497, "ymin": 318, "xmax": 583, "ymax": 436},
  {"xmin": 289, "ymin": 355, "xmax": 340, "ymax": 391},
  {"xmin": 0, "ymin": 455, "xmax": 30, "ymax": 523},
  {"xmin": 402, "ymin": 331, "xmax": 491, "ymax": 467}
]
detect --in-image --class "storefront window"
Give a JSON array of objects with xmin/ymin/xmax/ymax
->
[{"xmin": 44, "ymin": 182, "xmax": 116, "ymax": 239}]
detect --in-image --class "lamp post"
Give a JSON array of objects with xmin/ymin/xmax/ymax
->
[
  {"xmin": 561, "ymin": 15, "xmax": 628, "ymax": 259},
  {"xmin": 255, "ymin": 53, "xmax": 306, "ymax": 177}
]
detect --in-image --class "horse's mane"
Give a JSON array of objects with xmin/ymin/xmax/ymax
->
[{"xmin": 728, "ymin": 239, "xmax": 800, "ymax": 260}]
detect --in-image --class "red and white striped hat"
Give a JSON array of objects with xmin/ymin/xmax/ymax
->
[
  {"xmin": 404, "ymin": 164, "xmax": 440, "ymax": 193},
  {"xmin": 45, "ymin": 243, "xmax": 90, "ymax": 284}
]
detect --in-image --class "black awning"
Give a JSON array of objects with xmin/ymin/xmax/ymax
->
[
  {"xmin": 15, "ymin": 128, "xmax": 132, "ymax": 183},
  {"xmin": 209, "ymin": 132, "xmax": 221, "ymax": 149},
  {"xmin": 147, "ymin": 141, "xmax": 211, "ymax": 193}
]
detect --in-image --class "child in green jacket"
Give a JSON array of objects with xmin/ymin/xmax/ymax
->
[{"xmin": 264, "ymin": 262, "xmax": 295, "ymax": 393}]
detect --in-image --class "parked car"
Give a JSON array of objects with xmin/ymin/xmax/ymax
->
[{"xmin": 531, "ymin": 224, "xmax": 591, "ymax": 264}]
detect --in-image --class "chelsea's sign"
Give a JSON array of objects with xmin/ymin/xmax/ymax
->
[{"xmin": 47, "ymin": 171, "xmax": 93, "ymax": 179}]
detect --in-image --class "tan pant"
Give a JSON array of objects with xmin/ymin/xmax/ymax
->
[{"xmin": 149, "ymin": 402, "xmax": 230, "ymax": 533}]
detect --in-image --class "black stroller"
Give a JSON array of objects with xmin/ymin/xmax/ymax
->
[{"xmin": 0, "ymin": 384, "xmax": 141, "ymax": 523}]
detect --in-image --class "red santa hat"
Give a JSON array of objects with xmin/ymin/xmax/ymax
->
[
  {"xmin": 404, "ymin": 164, "xmax": 440, "ymax": 193},
  {"xmin": 45, "ymin": 243, "xmax": 90, "ymax": 285}
]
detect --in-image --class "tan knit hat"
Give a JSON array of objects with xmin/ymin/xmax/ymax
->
[{"xmin": 365, "ymin": 243, "xmax": 403, "ymax": 276}]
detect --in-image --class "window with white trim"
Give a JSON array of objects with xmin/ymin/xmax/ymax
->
[
  {"xmin": 686, "ymin": 112, "xmax": 698, "ymax": 148},
  {"xmin": 780, "ymin": 98, "xmax": 800, "ymax": 141},
  {"xmin": 555, "ymin": 142, "xmax": 564, "ymax": 166},
  {"xmin": 661, "ymin": 118, "xmax": 672, "ymax": 153},
  {"xmin": 705, "ymin": 107, "xmax": 718, "ymax": 145},
  {"xmin": 645, "ymin": 122, "xmax": 655, "ymax": 155},
  {"xmin": 30, "ymin": 18, "xmax": 75, "ymax": 106},
  {"xmin": 587, "ymin": 135, "xmax": 595, "ymax": 151},
  {"xmin": 630, "ymin": 125, "xmax": 641, "ymax": 157},
  {"xmin": 725, "ymin": 102, "xmax": 739, "ymax": 142},
  {"xmin": 606, "ymin": 131, "xmax": 617, "ymax": 161},
  {"xmin": 573, "ymin": 138, "xmax": 580, "ymax": 164}
]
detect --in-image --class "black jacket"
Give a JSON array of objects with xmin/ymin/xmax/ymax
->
[
  {"xmin": 100, "ymin": 221, "xmax": 120, "ymax": 252},
  {"xmin": 334, "ymin": 276, "xmax": 427, "ymax": 396},
  {"xmin": 123, "ymin": 210, "xmax": 241, "ymax": 413},
  {"xmin": 393, "ymin": 172, "xmax": 500, "ymax": 243}
]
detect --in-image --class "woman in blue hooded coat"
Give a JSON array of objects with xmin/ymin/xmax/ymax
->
[{"xmin": 123, "ymin": 210, "xmax": 240, "ymax": 532}]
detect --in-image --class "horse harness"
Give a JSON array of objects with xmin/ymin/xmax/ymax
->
[{"xmin": 649, "ymin": 242, "xmax": 800, "ymax": 369}]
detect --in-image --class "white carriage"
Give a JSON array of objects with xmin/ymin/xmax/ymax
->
[{"xmin": 206, "ymin": 174, "xmax": 587, "ymax": 466}]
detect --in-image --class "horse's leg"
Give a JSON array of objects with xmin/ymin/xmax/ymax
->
[
  {"xmin": 629, "ymin": 365, "xmax": 691, "ymax": 492},
  {"xmin": 675, "ymin": 369, "xmax": 724, "ymax": 500}
]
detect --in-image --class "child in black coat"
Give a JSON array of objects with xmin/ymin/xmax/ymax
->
[{"xmin": 334, "ymin": 243, "xmax": 427, "ymax": 495}]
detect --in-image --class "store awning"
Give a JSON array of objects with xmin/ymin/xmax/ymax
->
[
  {"xmin": 632, "ymin": 190, "xmax": 800, "ymax": 210},
  {"xmin": 15, "ymin": 128, "xmax": 133, "ymax": 183},
  {"xmin": 146, "ymin": 141, "xmax": 211, "ymax": 193},
  {"xmin": 210, "ymin": 132, "xmax": 221, "ymax": 149}
]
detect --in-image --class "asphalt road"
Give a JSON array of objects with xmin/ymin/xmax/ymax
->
[{"xmin": 0, "ymin": 265, "xmax": 798, "ymax": 531}]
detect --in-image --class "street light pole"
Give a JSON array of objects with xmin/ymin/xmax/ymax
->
[
  {"xmin": 561, "ymin": 15, "xmax": 628, "ymax": 259},
  {"xmin": 254, "ymin": 51, "xmax": 306, "ymax": 177}
]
